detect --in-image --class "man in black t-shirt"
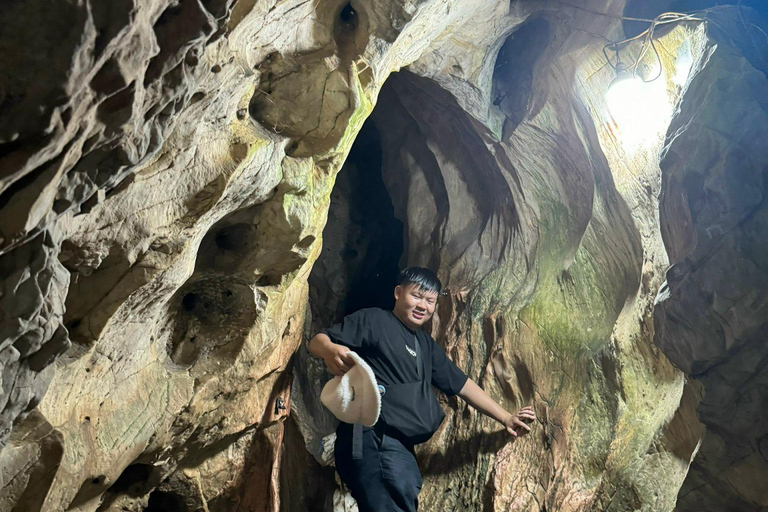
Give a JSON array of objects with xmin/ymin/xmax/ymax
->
[{"xmin": 308, "ymin": 267, "xmax": 535, "ymax": 512}]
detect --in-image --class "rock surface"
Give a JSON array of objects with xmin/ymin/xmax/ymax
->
[
  {"xmin": 654, "ymin": 8, "xmax": 768, "ymax": 511},
  {"xmin": 0, "ymin": 1, "xmax": 764, "ymax": 512}
]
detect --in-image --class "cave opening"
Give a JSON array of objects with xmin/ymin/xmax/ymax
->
[
  {"xmin": 308, "ymin": 114, "xmax": 404, "ymax": 327},
  {"xmin": 107, "ymin": 463, "xmax": 151, "ymax": 496},
  {"xmin": 143, "ymin": 490, "xmax": 187, "ymax": 512}
]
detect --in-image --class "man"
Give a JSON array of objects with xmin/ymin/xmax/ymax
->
[{"xmin": 308, "ymin": 267, "xmax": 536, "ymax": 512}]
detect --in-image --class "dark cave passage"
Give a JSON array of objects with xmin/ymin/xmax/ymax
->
[
  {"xmin": 308, "ymin": 68, "xmax": 524, "ymax": 328},
  {"xmin": 309, "ymin": 116, "xmax": 404, "ymax": 326},
  {"xmin": 143, "ymin": 490, "xmax": 187, "ymax": 512}
]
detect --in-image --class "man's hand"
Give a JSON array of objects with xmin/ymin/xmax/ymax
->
[
  {"xmin": 457, "ymin": 379, "xmax": 537, "ymax": 438},
  {"xmin": 308, "ymin": 334, "xmax": 357, "ymax": 376},
  {"xmin": 503, "ymin": 406, "xmax": 536, "ymax": 437},
  {"xmin": 322, "ymin": 343, "xmax": 356, "ymax": 377}
]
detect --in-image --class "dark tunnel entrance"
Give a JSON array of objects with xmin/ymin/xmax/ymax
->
[
  {"xmin": 296, "ymin": 68, "xmax": 525, "ymax": 509},
  {"xmin": 308, "ymin": 116, "xmax": 404, "ymax": 327}
]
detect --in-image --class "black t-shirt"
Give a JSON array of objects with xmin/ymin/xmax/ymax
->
[{"xmin": 322, "ymin": 307, "xmax": 468, "ymax": 397}]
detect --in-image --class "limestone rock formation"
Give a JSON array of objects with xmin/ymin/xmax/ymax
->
[
  {"xmin": 654, "ymin": 9, "xmax": 768, "ymax": 511},
  {"xmin": 0, "ymin": 1, "xmax": 765, "ymax": 512}
]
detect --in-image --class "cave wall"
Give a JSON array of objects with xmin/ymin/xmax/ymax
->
[
  {"xmin": 654, "ymin": 8, "xmax": 768, "ymax": 511},
  {"xmin": 297, "ymin": 5, "xmax": 714, "ymax": 511},
  {"xmin": 0, "ymin": 0, "xmax": 467, "ymax": 509},
  {"xmin": 0, "ymin": 1, "xmax": 765, "ymax": 511},
  {"xmin": 364, "ymin": 21, "xmax": 700, "ymax": 510}
]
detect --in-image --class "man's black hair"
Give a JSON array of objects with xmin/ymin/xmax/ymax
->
[{"xmin": 397, "ymin": 267, "xmax": 442, "ymax": 295}]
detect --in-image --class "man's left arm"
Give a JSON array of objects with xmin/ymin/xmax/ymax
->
[
  {"xmin": 427, "ymin": 336, "xmax": 536, "ymax": 437},
  {"xmin": 457, "ymin": 378, "xmax": 536, "ymax": 437}
]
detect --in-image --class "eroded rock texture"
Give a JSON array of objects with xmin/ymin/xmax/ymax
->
[
  {"xmin": 304, "ymin": 14, "xmax": 708, "ymax": 510},
  {"xmin": 654, "ymin": 9, "xmax": 768, "ymax": 511},
  {"xmin": 0, "ymin": 0, "xmax": 765, "ymax": 511}
]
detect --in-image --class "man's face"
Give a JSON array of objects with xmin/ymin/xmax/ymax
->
[{"xmin": 393, "ymin": 283, "xmax": 439, "ymax": 329}]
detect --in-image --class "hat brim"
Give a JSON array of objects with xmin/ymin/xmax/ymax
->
[
  {"xmin": 320, "ymin": 351, "xmax": 381, "ymax": 427},
  {"xmin": 346, "ymin": 352, "xmax": 380, "ymax": 427}
]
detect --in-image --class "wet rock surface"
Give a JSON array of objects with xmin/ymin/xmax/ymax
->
[{"xmin": 0, "ymin": 1, "xmax": 765, "ymax": 512}]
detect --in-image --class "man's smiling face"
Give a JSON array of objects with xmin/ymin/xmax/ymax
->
[{"xmin": 393, "ymin": 283, "xmax": 439, "ymax": 329}]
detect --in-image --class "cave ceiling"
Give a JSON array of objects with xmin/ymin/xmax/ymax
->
[{"xmin": 0, "ymin": 0, "xmax": 766, "ymax": 511}]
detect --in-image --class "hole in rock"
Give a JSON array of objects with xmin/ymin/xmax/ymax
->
[
  {"xmin": 492, "ymin": 17, "xmax": 550, "ymax": 138},
  {"xmin": 167, "ymin": 278, "xmax": 261, "ymax": 369},
  {"xmin": 196, "ymin": 201, "xmax": 308, "ymax": 279},
  {"xmin": 256, "ymin": 274, "xmax": 282, "ymax": 287},
  {"xmin": 185, "ymin": 51, "xmax": 199, "ymax": 66},
  {"xmin": 107, "ymin": 463, "xmax": 151, "ymax": 495},
  {"xmin": 144, "ymin": 490, "xmax": 187, "ymax": 512},
  {"xmin": 214, "ymin": 223, "xmax": 253, "ymax": 251},
  {"xmin": 339, "ymin": 3, "xmax": 357, "ymax": 25},
  {"xmin": 181, "ymin": 292, "xmax": 198, "ymax": 312},
  {"xmin": 333, "ymin": 0, "xmax": 367, "ymax": 62}
]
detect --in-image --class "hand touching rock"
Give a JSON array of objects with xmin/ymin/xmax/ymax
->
[{"xmin": 504, "ymin": 406, "xmax": 536, "ymax": 437}]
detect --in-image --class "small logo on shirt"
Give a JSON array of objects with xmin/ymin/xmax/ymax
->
[{"xmin": 405, "ymin": 344, "xmax": 417, "ymax": 357}]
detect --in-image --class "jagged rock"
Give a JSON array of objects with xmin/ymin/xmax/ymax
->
[
  {"xmin": 0, "ymin": 1, "xmax": 765, "ymax": 512},
  {"xmin": 654, "ymin": 8, "xmax": 768, "ymax": 511}
]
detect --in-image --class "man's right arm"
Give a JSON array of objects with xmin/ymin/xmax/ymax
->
[{"xmin": 308, "ymin": 333, "xmax": 356, "ymax": 376}]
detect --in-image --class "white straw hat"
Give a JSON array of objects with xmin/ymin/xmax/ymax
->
[{"xmin": 320, "ymin": 351, "xmax": 380, "ymax": 427}]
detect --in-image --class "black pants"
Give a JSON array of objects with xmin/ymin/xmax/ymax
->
[{"xmin": 335, "ymin": 423, "xmax": 422, "ymax": 512}]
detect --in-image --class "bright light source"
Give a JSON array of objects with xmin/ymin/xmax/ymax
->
[
  {"xmin": 606, "ymin": 64, "xmax": 671, "ymax": 147},
  {"xmin": 606, "ymin": 65, "xmax": 648, "ymax": 125}
]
